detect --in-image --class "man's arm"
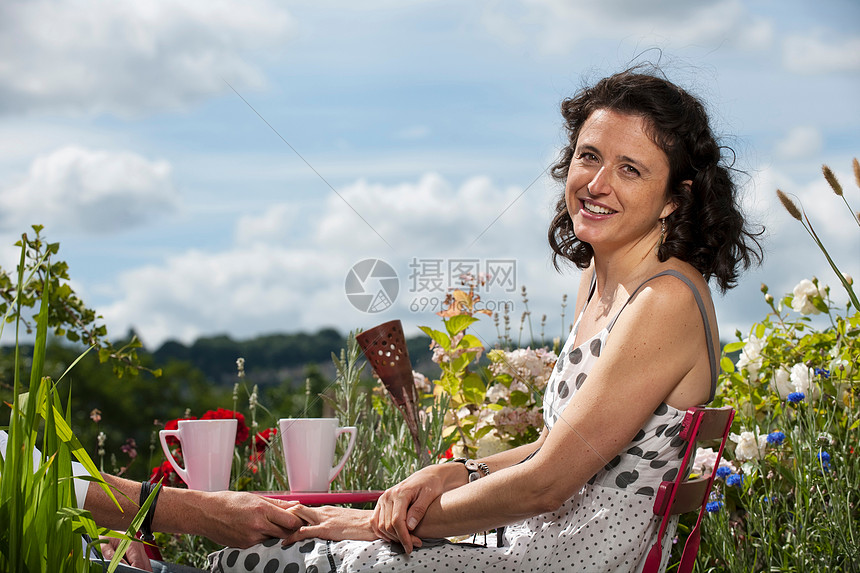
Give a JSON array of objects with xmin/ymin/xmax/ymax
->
[{"xmin": 83, "ymin": 474, "xmax": 303, "ymax": 548}]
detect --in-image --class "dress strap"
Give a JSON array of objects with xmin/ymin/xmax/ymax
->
[
  {"xmin": 569, "ymin": 271, "xmax": 598, "ymax": 336},
  {"xmin": 605, "ymin": 270, "xmax": 718, "ymax": 403}
]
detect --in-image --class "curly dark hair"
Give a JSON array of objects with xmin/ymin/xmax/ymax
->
[{"xmin": 547, "ymin": 68, "xmax": 762, "ymax": 292}]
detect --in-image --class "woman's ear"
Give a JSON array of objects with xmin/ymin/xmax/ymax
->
[{"xmin": 661, "ymin": 179, "xmax": 691, "ymax": 219}]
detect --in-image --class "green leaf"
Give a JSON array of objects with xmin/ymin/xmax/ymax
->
[
  {"xmin": 418, "ymin": 326, "xmax": 451, "ymax": 350},
  {"xmin": 475, "ymin": 425, "xmax": 494, "ymax": 439},
  {"xmin": 509, "ymin": 390, "xmax": 530, "ymax": 407},
  {"xmin": 720, "ymin": 356, "xmax": 736, "ymax": 374},
  {"xmin": 460, "ymin": 333, "xmax": 483, "ymax": 349},
  {"xmin": 754, "ymin": 323, "xmax": 766, "ymax": 339},
  {"xmin": 723, "ymin": 341, "xmax": 745, "ymax": 353},
  {"xmin": 440, "ymin": 371, "xmax": 462, "ymax": 397},
  {"xmin": 444, "ymin": 314, "xmax": 479, "ymax": 337},
  {"xmin": 461, "ymin": 373, "xmax": 486, "ymax": 405}
]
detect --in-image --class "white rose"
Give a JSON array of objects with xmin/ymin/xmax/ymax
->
[
  {"xmin": 790, "ymin": 363, "xmax": 818, "ymax": 398},
  {"xmin": 772, "ymin": 366, "xmax": 793, "ymax": 398},
  {"xmin": 692, "ymin": 447, "xmax": 718, "ymax": 474},
  {"xmin": 737, "ymin": 335, "xmax": 765, "ymax": 380},
  {"xmin": 693, "ymin": 447, "xmax": 734, "ymax": 474},
  {"xmin": 791, "ymin": 279, "xmax": 824, "ymax": 315},
  {"xmin": 730, "ymin": 430, "xmax": 767, "ymax": 461}
]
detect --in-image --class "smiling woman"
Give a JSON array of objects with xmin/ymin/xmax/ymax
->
[
  {"xmin": 548, "ymin": 69, "xmax": 762, "ymax": 293},
  {"xmin": 209, "ymin": 67, "xmax": 763, "ymax": 573}
]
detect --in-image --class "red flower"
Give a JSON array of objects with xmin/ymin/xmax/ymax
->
[
  {"xmin": 439, "ymin": 446, "xmax": 454, "ymax": 460},
  {"xmin": 149, "ymin": 460, "xmax": 186, "ymax": 488},
  {"xmin": 254, "ymin": 427, "xmax": 278, "ymax": 452},
  {"xmin": 201, "ymin": 408, "xmax": 249, "ymax": 445},
  {"xmin": 163, "ymin": 416, "xmax": 197, "ymax": 446}
]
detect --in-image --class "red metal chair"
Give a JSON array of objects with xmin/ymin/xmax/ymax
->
[{"xmin": 642, "ymin": 406, "xmax": 735, "ymax": 573}]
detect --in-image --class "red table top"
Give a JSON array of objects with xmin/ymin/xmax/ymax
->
[{"xmin": 256, "ymin": 490, "xmax": 384, "ymax": 505}]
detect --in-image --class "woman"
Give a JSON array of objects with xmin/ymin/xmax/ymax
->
[{"xmin": 209, "ymin": 68, "xmax": 761, "ymax": 573}]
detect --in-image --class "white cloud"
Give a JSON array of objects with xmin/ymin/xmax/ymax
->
[
  {"xmin": 783, "ymin": 32, "xmax": 860, "ymax": 74},
  {"xmin": 98, "ymin": 173, "xmax": 570, "ymax": 348},
  {"xmin": 235, "ymin": 204, "xmax": 298, "ymax": 246},
  {"xmin": 100, "ymin": 245, "xmax": 345, "ymax": 347},
  {"xmin": 0, "ymin": 0, "xmax": 294, "ymax": 116},
  {"xmin": 480, "ymin": 0, "xmax": 773, "ymax": 55},
  {"xmin": 775, "ymin": 126, "xmax": 823, "ymax": 159},
  {"xmin": 0, "ymin": 146, "xmax": 178, "ymax": 234},
  {"xmin": 313, "ymin": 173, "xmax": 551, "ymax": 254}
]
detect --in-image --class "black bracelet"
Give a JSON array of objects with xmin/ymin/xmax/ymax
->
[{"xmin": 139, "ymin": 480, "xmax": 161, "ymax": 543}]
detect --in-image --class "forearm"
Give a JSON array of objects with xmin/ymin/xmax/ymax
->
[
  {"xmin": 414, "ymin": 437, "xmax": 545, "ymax": 497},
  {"xmin": 84, "ymin": 474, "xmax": 213, "ymax": 536},
  {"xmin": 83, "ymin": 474, "xmax": 144, "ymax": 530},
  {"xmin": 474, "ymin": 434, "xmax": 546, "ymax": 474},
  {"xmin": 411, "ymin": 464, "xmax": 552, "ymax": 539}
]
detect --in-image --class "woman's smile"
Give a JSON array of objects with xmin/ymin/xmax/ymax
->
[{"xmin": 581, "ymin": 199, "xmax": 616, "ymax": 216}]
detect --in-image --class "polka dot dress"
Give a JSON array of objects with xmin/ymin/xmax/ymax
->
[{"xmin": 210, "ymin": 272, "xmax": 716, "ymax": 573}]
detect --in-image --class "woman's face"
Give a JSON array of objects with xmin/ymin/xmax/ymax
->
[{"xmin": 565, "ymin": 108, "xmax": 678, "ymax": 256}]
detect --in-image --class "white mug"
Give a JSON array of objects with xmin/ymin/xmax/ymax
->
[
  {"xmin": 279, "ymin": 418, "xmax": 357, "ymax": 492},
  {"xmin": 159, "ymin": 419, "xmax": 237, "ymax": 491}
]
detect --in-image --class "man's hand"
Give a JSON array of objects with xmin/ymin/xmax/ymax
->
[
  {"xmin": 195, "ymin": 491, "xmax": 304, "ymax": 548},
  {"xmin": 99, "ymin": 535, "xmax": 152, "ymax": 572}
]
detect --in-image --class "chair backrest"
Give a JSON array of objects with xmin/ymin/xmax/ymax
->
[{"xmin": 642, "ymin": 406, "xmax": 735, "ymax": 573}]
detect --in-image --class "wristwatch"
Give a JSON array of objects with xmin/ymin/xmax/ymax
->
[{"xmin": 449, "ymin": 458, "xmax": 490, "ymax": 482}]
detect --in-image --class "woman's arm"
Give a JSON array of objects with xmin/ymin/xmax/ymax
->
[
  {"xmin": 371, "ymin": 428, "xmax": 548, "ymax": 550},
  {"xmin": 410, "ymin": 276, "xmax": 710, "ymax": 539}
]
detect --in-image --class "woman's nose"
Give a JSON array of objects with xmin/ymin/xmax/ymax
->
[{"xmin": 587, "ymin": 166, "xmax": 610, "ymax": 195}]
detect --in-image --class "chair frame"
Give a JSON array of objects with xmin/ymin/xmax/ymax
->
[{"xmin": 642, "ymin": 406, "xmax": 735, "ymax": 573}]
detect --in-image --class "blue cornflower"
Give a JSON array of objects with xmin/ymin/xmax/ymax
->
[
  {"xmin": 767, "ymin": 431, "xmax": 786, "ymax": 445},
  {"xmin": 787, "ymin": 392, "xmax": 805, "ymax": 403},
  {"xmin": 726, "ymin": 473, "xmax": 744, "ymax": 487},
  {"xmin": 706, "ymin": 500, "xmax": 724, "ymax": 512},
  {"xmin": 818, "ymin": 451, "xmax": 832, "ymax": 471},
  {"xmin": 814, "ymin": 368, "xmax": 830, "ymax": 378},
  {"xmin": 715, "ymin": 466, "xmax": 732, "ymax": 479}
]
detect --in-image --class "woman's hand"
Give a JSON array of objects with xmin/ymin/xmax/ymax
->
[
  {"xmin": 281, "ymin": 505, "xmax": 399, "ymax": 545},
  {"xmin": 371, "ymin": 464, "xmax": 454, "ymax": 552}
]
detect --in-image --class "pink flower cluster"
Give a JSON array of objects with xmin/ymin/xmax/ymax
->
[
  {"xmin": 489, "ymin": 347, "xmax": 557, "ymax": 391},
  {"xmin": 494, "ymin": 407, "xmax": 544, "ymax": 438}
]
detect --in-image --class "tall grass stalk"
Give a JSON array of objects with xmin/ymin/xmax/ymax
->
[{"xmin": 0, "ymin": 237, "xmax": 153, "ymax": 572}]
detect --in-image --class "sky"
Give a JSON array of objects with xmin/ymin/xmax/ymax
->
[{"xmin": 1, "ymin": 0, "xmax": 858, "ymax": 354}]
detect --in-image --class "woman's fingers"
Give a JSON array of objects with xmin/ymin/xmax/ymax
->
[{"xmin": 389, "ymin": 493, "xmax": 414, "ymax": 551}]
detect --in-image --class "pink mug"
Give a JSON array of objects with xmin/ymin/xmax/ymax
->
[
  {"xmin": 159, "ymin": 419, "xmax": 237, "ymax": 491},
  {"xmin": 279, "ymin": 418, "xmax": 357, "ymax": 492}
]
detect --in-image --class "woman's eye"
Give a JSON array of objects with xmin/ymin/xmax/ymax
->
[
  {"xmin": 622, "ymin": 165, "xmax": 640, "ymax": 176},
  {"xmin": 577, "ymin": 152, "xmax": 598, "ymax": 163}
]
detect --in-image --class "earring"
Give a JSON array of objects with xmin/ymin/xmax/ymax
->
[{"xmin": 659, "ymin": 218, "xmax": 666, "ymax": 247}]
